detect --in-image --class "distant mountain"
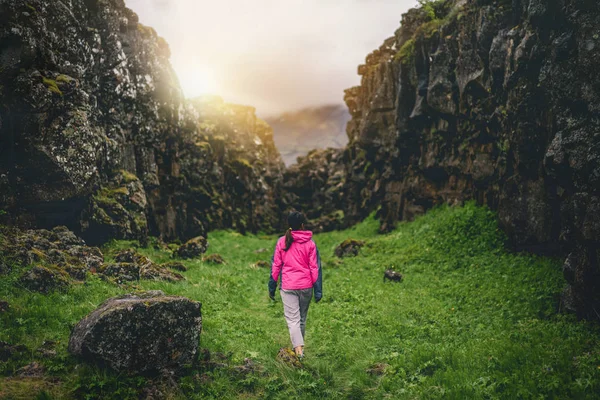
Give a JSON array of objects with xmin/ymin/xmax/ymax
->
[{"xmin": 266, "ymin": 105, "xmax": 350, "ymax": 166}]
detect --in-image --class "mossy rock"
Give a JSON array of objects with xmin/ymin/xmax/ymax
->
[
  {"xmin": 119, "ymin": 170, "xmax": 139, "ymax": 183},
  {"xmin": 175, "ymin": 237, "xmax": 208, "ymax": 259},
  {"xmin": 202, "ymin": 254, "xmax": 225, "ymax": 264},
  {"xmin": 160, "ymin": 261, "xmax": 187, "ymax": 272},
  {"xmin": 18, "ymin": 266, "xmax": 71, "ymax": 294},
  {"xmin": 276, "ymin": 347, "xmax": 302, "ymax": 368},
  {"xmin": 334, "ymin": 239, "xmax": 366, "ymax": 258},
  {"xmin": 68, "ymin": 291, "xmax": 202, "ymax": 374}
]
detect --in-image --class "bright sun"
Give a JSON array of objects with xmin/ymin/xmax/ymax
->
[{"xmin": 177, "ymin": 66, "xmax": 220, "ymax": 98}]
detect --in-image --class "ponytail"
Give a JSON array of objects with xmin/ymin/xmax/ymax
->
[
  {"xmin": 284, "ymin": 228, "xmax": 293, "ymax": 252},
  {"xmin": 284, "ymin": 211, "xmax": 307, "ymax": 252}
]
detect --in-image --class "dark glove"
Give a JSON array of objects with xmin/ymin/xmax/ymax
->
[
  {"xmin": 269, "ymin": 291, "xmax": 275, "ymax": 301},
  {"xmin": 314, "ymin": 295, "xmax": 322, "ymax": 303}
]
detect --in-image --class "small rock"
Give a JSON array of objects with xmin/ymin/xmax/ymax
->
[
  {"xmin": 175, "ymin": 236, "xmax": 208, "ymax": 259},
  {"xmin": 114, "ymin": 248, "xmax": 151, "ymax": 265},
  {"xmin": 17, "ymin": 362, "xmax": 45, "ymax": 378},
  {"xmin": 160, "ymin": 261, "xmax": 187, "ymax": 272},
  {"xmin": 334, "ymin": 239, "xmax": 365, "ymax": 258},
  {"xmin": 51, "ymin": 226, "xmax": 85, "ymax": 247},
  {"xmin": 100, "ymin": 263, "xmax": 139, "ymax": 282},
  {"xmin": 19, "ymin": 266, "xmax": 71, "ymax": 294},
  {"xmin": 37, "ymin": 341, "xmax": 58, "ymax": 358},
  {"xmin": 66, "ymin": 245, "xmax": 104, "ymax": 272},
  {"xmin": 68, "ymin": 291, "xmax": 202, "ymax": 373},
  {"xmin": 202, "ymin": 254, "xmax": 225, "ymax": 264},
  {"xmin": 64, "ymin": 264, "xmax": 88, "ymax": 281},
  {"xmin": 253, "ymin": 248, "xmax": 268, "ymax": 254},
  {"xmin": 276, "ymin": 347, "xmax": 302, "ymax": 368},
  {"xmin": 383, "ymin": 269, "xmax": 403, "ymax": 283},
  {"xmin": 366, "ymin": 362, "xmax": 390, "ymax": 376},
  {"xmin": 0, "ymin": 341, "xmax": 27, "ymax": 362},
  {"xmin": 254, "ymin": 260, "xmax": 270, "ymax": 268}
]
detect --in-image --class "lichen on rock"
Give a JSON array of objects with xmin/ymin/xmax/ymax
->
[{"xmin": 68, "ymin": 291, "xmax": 202, "ymax": 373}]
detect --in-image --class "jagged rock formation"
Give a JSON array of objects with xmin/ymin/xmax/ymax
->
[
  {"xmin": 68, "ymin": 291, "xmax": 202, "ymax": 373},
  {"xmin": 282, "ymin": 148, "xmax": 346, "ymax": 232},
  {"xmin": 0, "ymin": 0, "xmax": 285, "ymax": 244},
  {"xmin": 266, "ymin": 105, "xmax": 350, "ymax": 166},
  {"xmin": 183, "ymin": 97, "xmax": 286, "ymax": 234},
  {"xmin": 336, "ymin": 0, "xmax": 600, "ymax": 318}
]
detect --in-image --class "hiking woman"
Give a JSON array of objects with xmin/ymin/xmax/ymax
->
[{"xmin": 269, "ymin": 211, "xmax": 322, "ymax": 359}]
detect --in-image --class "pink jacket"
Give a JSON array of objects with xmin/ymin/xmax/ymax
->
[{"xmin": 271, "ymin": 231, "xmax": 319, "ymax": 290}]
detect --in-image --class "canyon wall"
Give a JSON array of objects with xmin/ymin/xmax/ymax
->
[
  {"xmin": 337, "ymin": 0, "xmax": 599, "ymax": 318},
  {"xmin": 0, "ymin": 0, "xmax": 285, "ymax": 244}
]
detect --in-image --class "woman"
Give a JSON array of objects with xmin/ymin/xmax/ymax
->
[{"xmin": 268, "ymin": 211, "xmax": 322, "ymax": 359}]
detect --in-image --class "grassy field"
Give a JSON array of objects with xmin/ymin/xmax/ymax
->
[{"xmin": 1, "ymin": 203, "xmax": 600, "ymax": 399}]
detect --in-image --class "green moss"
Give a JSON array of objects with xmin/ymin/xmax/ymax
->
[
  {"xmin": 231, "ymin": 157, "xmax": 253, "ymax": 171},
  {"xmin": 418, "ymin": 0, "xmax": 450, "ymax": 20},
  {"xmin": 194, "ymin": 141, "xmax": 212, "ymax": 151},
  {"xmin": 133, "ymin": 213, "xmax": 148, "ymax": 230},
  {"xmin": 119, "ymin": 170, "xmax": 139, "ymax": 183},
  {"xmin": 42, "ymin": 77, "xmax": 63, "ymax": 96},
  {"xmin": 417, "ymin": 18, "xmax": 444, "ymax": 38},
  {"xmin": 93, "ymin": 186, "xmax": 130, "ymax": 212},
  {"xmin": 55, "ymin": 74, "xmax": 73, "ymax": 84},
  {"xmin": 394, "ymin": 39, "xmax": 415, "ymax": 65},
  {"xmin": 498, "ymin": 139, "xmax": 510, "ymax": 153}
]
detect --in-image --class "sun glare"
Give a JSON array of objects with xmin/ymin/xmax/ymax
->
[{"xmin": 177, "ymin": 66, "xmax": 220, "ymax": 98}]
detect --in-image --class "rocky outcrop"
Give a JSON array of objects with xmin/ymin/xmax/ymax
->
[
  {"xmin": 334, "ymin": 0, "xmax": 600, "ymax": 318},
  {"xmin": 0, "ymin": 224, "xmax": 182, "ymax": 287},
  {"xmin": 266, "ymin": 104, "xmax": 350, "ymax": 166},
  {"xmin": 0, "ymin": 225, "xmax": 103, "ymax": 283},
  {"xmin": 100, "ymin": 248, "xmax": 184, "ymax": 283},
  {"xmin": 282, "ymin": 148, "xmax": 346, "ymax": 232},
  {"xmin": 181, "ymin": 97, "xmax": 286, "ymax": 234},
  {"xmin": 68, "ymin": 291, "xmax": 202, "ymax": 373},
  {"xmin": 0, "ymin": 0, "xmax": 285, "ymax": 245}
]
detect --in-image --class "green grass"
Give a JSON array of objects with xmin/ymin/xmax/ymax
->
[{"xmin": 1, "ymin": 203, "xmax": 600, "ymax": 399}]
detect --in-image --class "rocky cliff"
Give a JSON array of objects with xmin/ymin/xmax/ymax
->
[
  {"xmin": 0, "ymin": 0, "xmax": 285, "ymax": 244},
  {"xmin": 282, "ymin": 148, "xmax": 346, "ymax": 232},
  {"xmin": 336, "ymin": 0, "xmax": 599, "ymax": 318}
]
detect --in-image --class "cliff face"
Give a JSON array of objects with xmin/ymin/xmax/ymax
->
[
  {"xmin": 282, "ymin": 148, "xmax": 346, "ymax": 233},
  {"xmin": 0, "ymin": 0, "xmax": 285, "ymax": 244},
  {"xmin": 340, "ymin": 0, "xmax": 600, "ymax": 318}
]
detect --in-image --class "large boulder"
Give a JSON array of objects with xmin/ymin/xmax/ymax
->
[{"xmin": 68, "ymin": 291, "xmax": 202, "ymax": 373}]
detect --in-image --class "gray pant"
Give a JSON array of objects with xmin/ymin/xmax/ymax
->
[{"xmin": 280, "ymin": 288, "xmax": 313, "ymax": 348}]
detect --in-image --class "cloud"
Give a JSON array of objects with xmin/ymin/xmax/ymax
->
[{"xmin": 125, "ymin": 0, "xmax": 417, "ymax": 116}]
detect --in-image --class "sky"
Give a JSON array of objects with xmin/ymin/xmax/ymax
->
[{"xmin": 124, "ymin": 0, "xmax": 417, "ymax": 116}]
